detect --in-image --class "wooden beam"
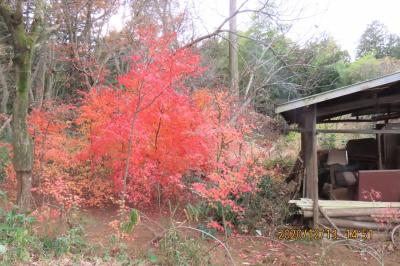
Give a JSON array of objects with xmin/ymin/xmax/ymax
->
[
  {"xmin": 287, "ymin": 128, "xmax": 400, "ymax": 134},
  {"xmin": 290, "ymin": 198, "xmax": 400, "ymax": 208},
  {"xmin": 301, "ymin": 105, "xmax": 318, "ymax": 227},
  {"xmin": 319, "ymin": 119, "xmax": 374, "ymax": 123},
  {"xmin": 300, "ymin": 132, "xmax": 306, "ymax": 198},
  {"xmin": 317, "ymin": 129, "xmax": 400, "ymax": 134},
  {"xmin": 317, "ymin": 93, "xmax": 400, "ymax": 117},
  {"xmin": 352, "ymin": 106, "xmax": 400, "ymax": 116},
  {"xmin": 319, "ymin": 112, "xmax": 400, "ymax": 123},
  {"xmin": 373, "ymin": 112, "xmax": 400, "ymax": 121},
  {"xmin": 319, "ymin": 218, "xmax": 396, "ymax": 230},
  {"xmin": 377, "ymin": 133, "xmax": 383, "ymax": 169},
  {"xmin": 318, "ymin": 105, "xmax": 383, "ymax": 121},
  {"xmin": 303, "ymin": 207, "xmax": 400, "ymax": 217}
]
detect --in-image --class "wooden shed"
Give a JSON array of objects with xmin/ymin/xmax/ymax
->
[{"xmin": 275, "ymin": 72, "xmax": 400, "ymax": 231}]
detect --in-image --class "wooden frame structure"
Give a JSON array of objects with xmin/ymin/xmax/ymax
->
[{"xmin": 275, "ymin": 71, "xmax": 400, "ymax": 227}]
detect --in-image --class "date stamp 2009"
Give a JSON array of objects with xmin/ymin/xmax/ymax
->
[{"xmin": 276, "ymin": 228, "xmax": 373, "ymax": 241}]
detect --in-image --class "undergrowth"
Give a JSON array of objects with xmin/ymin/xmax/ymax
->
[
  {"xmin": 158, "ymin": 229, "xmax": 212, "ymax": 266},
  {"xmin": 0, "ymin": 146, "xmax": 8, "ymax": 181},
  {"xmin": 0, "ymin": 191, "xmax": 93, "ymax": 265},
  {"xmin": 184, "ymin": 175, "xmax": 293, "ymax": 237}
]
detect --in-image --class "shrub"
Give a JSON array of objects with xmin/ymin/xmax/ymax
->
[
  {"xmin": 159, "ymin": 229, "xmax": 211, "ymax": 266},
  {"xmin": 264, "ymin": 156, "xmax": 296, "ymax": 177},
  {"xmin": 0, "ymin": 195, "xmax": 90, "ymax": 264},
  {"xmin": 0, "ymin": 207, "xmax": 39, "ymax": 263},
  {"xmin": 76, "ymin": 29, "xmax": 208, "ymax": 206},
  {"xmin": 42, "ymin": 226, "xmax": 87, "ymax": 257},
  {"xmin": 240, "ymin": 176, "xmax": 292, "ymax": 234}
]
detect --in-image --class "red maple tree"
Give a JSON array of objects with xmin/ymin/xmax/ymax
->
[{"xmin": 77, "ymin": 28, "xmax": 210, "ymax": 204}]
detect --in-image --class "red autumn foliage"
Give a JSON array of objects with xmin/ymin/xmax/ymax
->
[
  {"xmin": 2, "ymin": 28, "xmax": 271, "ymax": 215},
  {"xmin": 191, "ymin": 89, "xmax": 269, "ymax": 213},
  {"xmin": 76, "ymin": 29, "xmax": 270, "ymax": 208},
  {"xmin": 4, "ymin": 102, "xmax": 115, "ymax": 209},
  {"xmin": 76, "ymin": 29, "xmax": 210, "ymax": 205},
  {"xmin": 28, "ymin": 104, "xmax": 93, "ymax": 208}
]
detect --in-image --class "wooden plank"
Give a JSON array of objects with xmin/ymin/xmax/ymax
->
[
  {"xmin": 290, "ymin": 198, "xmax": 400, "ymax": 208},
  {"xmin": 318, "ymin": 129, "xmax": 400, "ymax": 134},
  {"xmin": 319, "ymin": 218, "xmax": 396, "ymax": 230},
  {"xmin": 303, "ymin": 207, "xmax": 400, "ymax": 218},
  {"xmin": 276, "ymin": 71, "xmax": 400, "ymax": 114},
  {"xmin": 287, "ymin": 128, "xmax": 400, "ymax": 135}
]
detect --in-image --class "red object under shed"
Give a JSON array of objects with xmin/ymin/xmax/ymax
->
[{"xmin": 358, "ymin": 170, "xmax": 400, "ymax": 202}]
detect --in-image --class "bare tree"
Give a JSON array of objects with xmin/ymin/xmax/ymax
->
[{"xmin": 229, "ymin": 0, "xmax": 239, "ymax": 97}]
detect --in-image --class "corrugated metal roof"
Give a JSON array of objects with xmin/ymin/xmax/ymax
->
[{"xmin": 275, "ymin": 71, "xmax": 400, "ymax": 114}]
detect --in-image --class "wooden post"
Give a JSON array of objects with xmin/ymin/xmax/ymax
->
[
  {"xmin": 300, "ymin": 132, "xmax": 306, "ymax": 198},
  {"xmin": 377, "ymin": 133, "xmax": 383, "ymax": 169},
  {"xmin": 302, "ymin": 105, "xmax": 319, "ymax": 227}
]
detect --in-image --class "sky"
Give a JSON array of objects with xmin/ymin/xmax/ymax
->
[
  {"xmin": 191, "ymin": 0, "xmax": 400, "ymax": 59},
  {"xmin": 285, "ymin": 0, "xmax": 400, "ymax": 58},
  {"xmin": 109, "ymin": 0, "xmax": 400, "ymax": 59}
]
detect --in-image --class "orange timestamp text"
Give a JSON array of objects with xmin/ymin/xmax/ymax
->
[{"xmin": 276, "ymin": 228, "xmax": 373, "ymax": 241}]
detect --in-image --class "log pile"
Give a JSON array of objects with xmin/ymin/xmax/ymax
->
[{"xmin": 289, "ymin": 198, "xmax": 400, "ymax": 241}]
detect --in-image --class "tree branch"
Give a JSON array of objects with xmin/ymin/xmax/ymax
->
[
  {"xmin": 0, "ymin": 115, "xmax": 11, "ymax": 134},
  {"xmin": 182, "ymin": 0, "xmax": 251, "ymax": 48},
  {"xmin": 0, "ymin": 1, "xmax": 13, "ymax": 30}
]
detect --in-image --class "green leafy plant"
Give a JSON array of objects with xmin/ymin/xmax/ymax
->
[
  {"xmin": 0, "ymin": 208, "xmax": 39, "ymax": 263},
  {"xmin": 39, "ymin": 225, "xmax": 88, "ymax": 261},
  {"xmin": 159, "ymin": 229, "xmax": 211, "ymax": 266},
  {"xmin": 240, "ymin": 176, "xmax": 291, "ymax": 234},
  {"xmin": 121, "ymin": 208, "xmax": 140, "ymax": 234},
  {"xmin": 184, "ymin": 203, "xmax": 210, "ymax": 222},
  {"xmin": 319, "ymin": 133, "xmax": 337, "ymax": 150}
]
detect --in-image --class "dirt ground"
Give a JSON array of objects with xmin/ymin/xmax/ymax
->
[{"xmin": 80, "ymin": 208, "xmax": 400, "ymax": 266}]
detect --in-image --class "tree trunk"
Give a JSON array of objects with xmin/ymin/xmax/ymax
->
[
  {"xmin": 44, "ymin": 73, "xmax": 53, "ymax": 101},
  {"xmin": 0, "ymin": 65, "xmax": 9, "ymax": 114},
  {"xmin": 229, "ymin": 0, "xmax": 239, "ymax": 97},
  {"xmin": 0, "ymin": 65, "xmax": 11, "ymax": 137},
  {"xmin": 0, "ymin": 0, "xmax": 44, "ymax": 211},
  {"xmin": 34, "ymin": 47, "xmax": 47, "ymax": 109},
  {"xmin": 12, "ymin": 50, "xmax": 34, "ymax": 211},
  {"xmin": 16, "ymin": 171, "xmax": 32, "ymax": 210},
  {"xmin": 44, "ymin": 40, "xmax": 54, "ymax": 101}
]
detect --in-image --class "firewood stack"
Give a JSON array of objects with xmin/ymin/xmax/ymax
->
[{"xmin": 290, "ymin": 198, "xmax": 400, "ymax": 241}]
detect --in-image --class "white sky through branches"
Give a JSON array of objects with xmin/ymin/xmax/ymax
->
[
  {"xmin": 196, "ymin": 0, "xmax": 400, "ymax": 59},
  {"xmin": 110, "ymin": 0, "xmax": 400, "ymax": 59}
]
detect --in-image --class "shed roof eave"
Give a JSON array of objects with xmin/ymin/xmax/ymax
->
[{"xmin": 275, "ymin": 71, "xmax": 400, "ymax": 114}]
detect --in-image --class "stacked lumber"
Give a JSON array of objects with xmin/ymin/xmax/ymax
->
[
  {"xmin": 290, "ymin": 198, "xmax": 400, "ymax": 210},
  {"xmin": 289, "ymin": 198, "xmax": 400, "ymax": 241}
]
